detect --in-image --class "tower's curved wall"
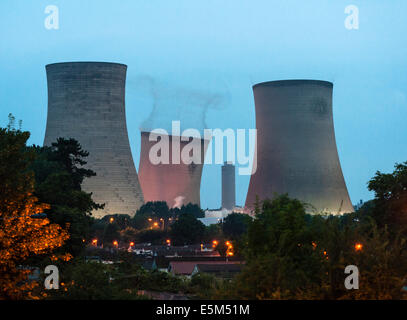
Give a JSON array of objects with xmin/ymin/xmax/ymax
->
[
  {"xmin": 245, "ymin": 80, "xmax": 353, "ymax": 214},
  {"xmin": 138, "ymin": 131, "xmax": 208, "ymax": 208},
  {"xmin": 44, "ymin": 62, "xmax": 144, "ymax": 217}
]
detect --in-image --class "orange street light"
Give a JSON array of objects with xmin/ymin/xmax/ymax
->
[
  {"xmin": 92, "ymin": 239, "xmax": 98, "ymax": 246},
  {"xmin": 355, "ymin": 243, "xmax": 363, "ymax": 251},
  {"xmin": 130, "ymin": 242, "xmax": 135, "ymax": 247},
  {"xmin": 225, "ymin": 241, "xmax": 231, "ymax": 246},
  {"xmin": 166, "ymin": 239, "xmax": 171, "ymax": 245},
  {"xmin": 148, "ymin": 218, "xmax": 152, "ymax": 222},
  {"xmin": 109, "ymin": 217, "xmax": 114, "ymax": 223},
  {"xmin": 113, "ymin": 240, "xmax": 118, "ymax": 247},
  {"xmin": 153, "ymin": 222, "xmax": 159, "ymax": 228}
]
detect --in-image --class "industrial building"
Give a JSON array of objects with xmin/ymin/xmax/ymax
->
[
  {"xmin": 43, "ymin": 62, "xmax": 144, "ymax": 217},
  {"xmin": 245, "ymin": 80, "xmax": 354, "ymax": 214},
  {"xmin": 138, "ymin": 131, "xmax": 209, "ymax": 208},
  {"xmin": 221, "ymin": 162, "xmax": 236, "ymax": 210}
]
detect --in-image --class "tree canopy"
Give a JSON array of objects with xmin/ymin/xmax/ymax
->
[{"xmin": 0, "ymin": 127, "xmax": 69, "ymax": 299}]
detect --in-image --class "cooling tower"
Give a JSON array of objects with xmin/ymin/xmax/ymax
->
[
  {"xmin": 44, "ymin": 62, "xmax": 144, "ymax": 217},
  {"xmin": 245, "ymin": 80, "xmax": 353, "ymax": 214},
  {"xmin": 222, "ymin": 162, "xmax": 236, "ymax": 210},
  {"xmin": 138, "ymin": 131, "xmax": 209, "ymax": 208}
]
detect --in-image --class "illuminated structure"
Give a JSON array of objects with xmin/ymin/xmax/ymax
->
[
  {"xmin": 245, "ymin": 80, "xmax": 353, "ymax": 214},
  {"xmin": 43, "ymin": 62, "xmax": 144, "ymax": 217},
  {"xmin": 138, "ymin": 131, "xmax": 209, "ymax": 208}
]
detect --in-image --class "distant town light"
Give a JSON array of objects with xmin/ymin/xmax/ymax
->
[
  {"xmin": 92, "ymin": 239, "xmax": 97, "ymax": 246},
  {"xmin": 130, "ymin": 242, "xmax": 134, "ymax": 247},
  {"xmin": 109, "ymin": 217, "xmax": 114, "ymax": 223},
  {"xmin": 355, "ymin": 243, "xmax": 363, "ymax": 251},
  {"xmin": 113, "ymin": 240, "xmax": 118, "ymax": 247}
]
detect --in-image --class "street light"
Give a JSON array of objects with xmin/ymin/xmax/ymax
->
[
  {"xmin": 355, "ymin": 243, "xmax": 363, "ymax": 251},
  {"xmin": 92, "ymin": 239, "xmax": 98, "ymax": 246},
  {"xmin": 113, "ymin": 240, "xmax": 118, "ymax": 248},
  {"xmin": 109, "ymin": 217, "xmax": 114, "ymax": 223}
]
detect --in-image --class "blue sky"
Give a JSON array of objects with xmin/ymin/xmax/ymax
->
[{"xmin": 1, "ymin": 0, "xmax": 406, "ymax": 209}]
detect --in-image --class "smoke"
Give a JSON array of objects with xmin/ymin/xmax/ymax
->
[
  {"xmin": 132, "ymin": 75, "xmax": 230, "ymax": 137},
  {"xmin": 173, "ymin": 195, "xmax": 185, "ymax": 209}
]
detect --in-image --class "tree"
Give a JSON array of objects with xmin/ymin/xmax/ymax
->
[
  {"xmin": 47, "ymin": 138, "xmax": 96, "ymax": 189},
  {"xmin": 102, "ymin": 223, "xmax": 121, "ymax": 246},
  {"xmin": 204, "ymin": 223, "xmax": 222, "ymax": 243},
  {"xmin": 222, "ymin": 213, "xmax": 252, "ymax": 240},
  {"xmin": 0, "ymin": 126, "xmax": 69, "ymax": 299},
  {"xmin": 102, "ymin": 214, "xmax": 132, "ymax": 230},
  {"xmin": 174, "ymin": 203, "xmax": 204, "ymax": 218},
  {"xmin": 30, "ymin": 138, "xmax": 103, "ymax": 256},
  {"xmin": 47, "ymin": 260, "xmax": 114, "ymax": 300},
  {"xmin": 367, "ymin": 161, "xmax": 407, "ymax": 232},
  {"xmin": 136, "ymin": 201, "xmax": 170, "ymax": 219},
  {"xmin": 170, "ymin": 213, "xmax": 206, "ymax": 245},
  {"xmin": 226, "ymin": 195, "xmax": 328, "ymax": 299}
]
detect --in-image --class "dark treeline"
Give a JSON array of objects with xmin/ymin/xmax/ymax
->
[{"xmin": 1, "ymin": 118, "xmax": 407, "ymax": 300}]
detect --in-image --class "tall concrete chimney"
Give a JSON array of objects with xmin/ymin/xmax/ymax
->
[
  {"xmin": 222, "ymin": 162, "xmax": 235, "ymax": 210},
  {"xmin": 44, "ymin": 62, "xmax": 144, "ymax": 217},
  {"xmin": 245, "ymin": 80, "xmax": 353, "ymax": 214}
]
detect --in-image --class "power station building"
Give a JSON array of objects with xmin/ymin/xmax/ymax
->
[
  {"xmin": 43, "ymin": 62, "xmax": 144, "ymax": 217},
  {"xmin": 245, "ymin": 80, "xmax": 353, "ymax": 214},
  {"xmin": 221, "ymin": 162, "xmax": 235, "ymax": 210},
  {"xmin": 138, "ymin": 131, "xmax": 209, "ymax": 208}
]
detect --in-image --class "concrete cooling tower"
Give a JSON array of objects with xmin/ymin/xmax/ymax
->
[
  {"xmin": 245, "ymin": 80, "xmax": 353, "ymax": 214},
  {"xmin": 138, "ymin": 131, "xmax": 209, "ymax": 208},
  {"xmin": 44, "ymin": 62, "xmax": 144, "ymax": 217}
]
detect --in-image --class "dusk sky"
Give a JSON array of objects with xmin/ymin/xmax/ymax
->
[{"xmin": 1, "ymin": 0, "xmax": 406, "ymax": 209}]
